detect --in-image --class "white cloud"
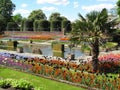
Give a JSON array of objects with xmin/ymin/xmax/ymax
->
[
  {"xmin": 36, "ymin": 0, "xmax": 69, "ymax": 5},
  {"xmin": 21, "ymin": 3, "xmax": 28, "ymax": 8},
  {"xmin": 73, "ymin": 2, "xmax": 79, "ymax": 8},
  {"xmin": 42, "ymin": 6, "xmax": 58, "ymax": 11},
  {"xmin": 81, "ymin": 4, "xmax": 114, "ymax": 12},
  {"xmin": 13, "ymin": 9, "xmax": 31, "ymax": 17}
]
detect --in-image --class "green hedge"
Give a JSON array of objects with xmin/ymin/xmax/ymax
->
[
  {"xmin": 62, "ymin": 20, "xmax": 71, "ymax": 33},
  {"xmin": 50, "ymin": 20, "xmax": 61, "ymax": 31},
  {"xmin": 34, "ymin": 20, "xmax": 50, "ymax": 31},
  {"xmin": 6, "ymin": 22, "xmax": 20, "ymax": 31},
  {"xmin": 33, "ymin": 20, "xmax": 39, "ymax": 31},
  {"xmin": 22, "ymin": 19, "xmax": 33, "ymax": 31}
]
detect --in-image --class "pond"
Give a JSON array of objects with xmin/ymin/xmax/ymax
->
[{"xmin": 21, "ymin": 44, "xmax": 85, "ymax": 59}]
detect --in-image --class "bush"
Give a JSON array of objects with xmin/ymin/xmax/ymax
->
[
  {"xmin": 0, "ymin": 79, "xmax": 34, "ymax": 90},
  {"xmin": 0, "ymin": 79, "xmax": 13, "ymax": 88},
  {"xmin": 11, "ymin": 79, "xmax": 34, "ymax": 90}
]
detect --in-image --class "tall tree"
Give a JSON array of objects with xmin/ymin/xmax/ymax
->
[
  {"xmin": 49, "ymin": 12, "xmax": 63, "ymax": 21},
  {"xmin": 28, "ymin": 9, "xmax": 46, "ymax": 21},
  {"xmin": 71, "ymin": 8, "xmax": 116, "ymax": 72},
  {"xmin": 12, "ymin": 13, "xmax": 22, "ymax": 26},
  {"xmin": 117, "ymin": 0, "xmax": 120, "ymax": 17},
  {"xmin": 0, "ymin": 0, "xmax": 15, "ymax": 29}
]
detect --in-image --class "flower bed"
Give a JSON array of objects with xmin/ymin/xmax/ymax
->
[
  {"xmin": 0, "ymin": 52, "xmax": 120, "ymax": 89},
  {"xmin": 10, "ymin": 35, "xmax": 54, "ymax": 40}
]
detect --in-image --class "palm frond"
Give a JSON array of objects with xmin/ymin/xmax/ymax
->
[{"xmin": 78, "ymin": 13, "xmax": 86, "ymax": 21}]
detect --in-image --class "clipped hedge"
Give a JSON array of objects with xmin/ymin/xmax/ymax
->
[
  {"xmin": 6, "ymin": 22, "xmax": 20, "ymax": 31},
  {"xmin": 62, "ymin": 20, "xmax": 71, "ymax": 33},
  {"xmin": 22, "ymin": 19, "xmax": 34, "ymax": 31},
  {"xmin": 50, "ymin": 20, "xmax": 61, "ymax": 31},
  {"xmin": 33, "ymin": 20, "xmax": 39, "ymax": 31},
  {"xmin": 34, "ymin": 20, "xmax": 50, "ymax": 31}
]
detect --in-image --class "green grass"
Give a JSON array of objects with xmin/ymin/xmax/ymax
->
[{"xmin": 0, "ymin": 67, "xmax": 85, "ymax": 90}]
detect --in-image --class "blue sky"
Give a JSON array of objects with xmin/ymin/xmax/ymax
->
[{"xmin": 11, "ymin": 0, "xmax": 117, "ymax": 21}]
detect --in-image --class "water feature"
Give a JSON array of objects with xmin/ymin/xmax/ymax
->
[{"xmin": 21, "ymin": 44, "xmax": 85, "ymax": 59}]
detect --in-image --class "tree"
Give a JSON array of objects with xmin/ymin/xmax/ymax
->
[
  {"xmin": 12, "ymin": 13, "xmax": 22, "ymax": 26},
  {"xmin": 28, "ymin": 9, "xmax": 46, "ymax": 21},
  {"xmin": 71, "ymin": 8, "xmax": 116, "ymax": 73},
  {"xmin": 0, "ymin": 14, "xmax": 5, "ymax": 34},
  {"xmin": 0, "ymin": 0, "xmax": 15, "ymax": 30},
  {"xmin": 49, "ymin": 12, "xmax": 62, "ymax": 21},
  {"xmin": 117, "ymin": 0, "xmax": 120, "ymax": 17}
]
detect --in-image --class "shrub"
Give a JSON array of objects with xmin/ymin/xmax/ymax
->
[
  {"xmin": 0, "ymin": 79, "xmax": 13, "ymax": 88},
  {"xmin": 0, "ymin": 79, "xmax": 34, "ymax": 90},
  {"xmin": 11, "ymin": 79, "xmax": 34, "ymax": 90}
]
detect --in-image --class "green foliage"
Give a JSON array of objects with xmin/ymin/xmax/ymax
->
[
  {"xmin": 0, "ymin": 14, "xmax": 5, "ymax": 34},
  {"xmin": 0, "ymin": 0, "xmax": 15, "ymax": 30},
  {"xmin": 6, "ymin": 22, "xmax": 19, "ymax": 31},
  {"xmin": 80, "ymin": 44, "xmax": 91, "ymax": 53},
  {"xmin": 0, "ymin": 79, "xmax": 12, "ymax": 88},
  {"xmin": 105, "ymin": 42, "xmax": 117, "ymax": 48},
  {"xmin": 28, "ymin": 9, "xmax": 47, "ymax": 21},
  {"xmin": 23, "ymin": 19, "xmax": 33, "ymax": 31},
  {"xmin": 11, "ymin": 79, "xmax": 34, "ymax": 90},
  {"xmin": 33, "ymin": 20, "xmax": 39, "ymax": 31},
  {"xmin": 50, "ymin": 20, "xmax": 61, "ymax": 31},
  {"xmin": 34, "ymin": 20, "xmax": 50, "ymax": 31},
  {"xmin": 36, "ymin": 20, "xmax": 50, "ymax": 31},
  {"xmin": 49, "ymin": 12, "xmax": 62, "ymax": 21},
  {"xmin": 117, "ymin": 0, "xmax": 120, "ymax": 17},
  {"xmin": 0, "ymin": 67, "xmax": 82, "ymax": 90},
  {"xmin": 0, "ymin": 78, "xmax": 34, "ymax": 89},
  {"xmin": 62, "ymin": 20, "xmax": 71, "ymax": 33},
  {"xmin": 12, "ymin": 13, "xmax": 22, "ymax": 26}
]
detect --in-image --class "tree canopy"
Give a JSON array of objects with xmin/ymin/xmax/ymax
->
[
  {"xmin": 117, "ymin": 0, "xmax": 120, "ymax": 17},
  {"xmin": 49, "ymin": 12, "xmax": 68, "ymax": 21},
  {"xmin": 0, "ymin": 0, "xmax": 15, "ymax": 31},
  {"xmin": 28, "ymin": 9, "xmax": 47, "ymax": 21},
  {"xmin": 0, "ymin": 0, "xmax": 15, "ymax": 22},
  {"xmin": 12, "ymin": 13, "xmax": 22, "ymax": 26}
]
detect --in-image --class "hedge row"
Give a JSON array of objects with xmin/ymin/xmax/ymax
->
[{"xmin": 7, "ymin": 20, "xmax": 71, "ymax": 32}]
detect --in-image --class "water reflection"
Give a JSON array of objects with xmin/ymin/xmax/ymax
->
[{"xmin": 21, "ymin": 44, "xmax": 84, "ymax": 59}]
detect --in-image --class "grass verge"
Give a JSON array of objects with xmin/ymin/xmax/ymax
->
[{"xmin": 0, "ymin": 66, "xmax": 85, "ymax": 90}]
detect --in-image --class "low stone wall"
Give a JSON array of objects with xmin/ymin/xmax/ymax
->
[{"xmin": 4, "ymin": 31, "xmax": 63, "ymax": 37}]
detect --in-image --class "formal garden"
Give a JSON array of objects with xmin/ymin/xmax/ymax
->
[{"xmin": 1, "ymin": 0, "xmax": 120, "ymax": 90}]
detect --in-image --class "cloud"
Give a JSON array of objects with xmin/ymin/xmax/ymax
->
[
  {"xmin": 41, "ymin": 6, "xmax": 58, "ymax": 11},
  {"xmin": 36, "ymin": 0, "xmax": 69, "ymax": 5},
  {"xmin": 13, "ymin": 9, "xmax": 30, "ymax": 17},
  {"xmin": 81, "ymin": 4, "xmax": 114, "ymax": 12},
  {"xmin": 73, "ymin": 2, "xmax": 79, "ymax": 8},
  {"xmin": 21, "ymin": 3, "xmax": 28, "ymax": 8}
]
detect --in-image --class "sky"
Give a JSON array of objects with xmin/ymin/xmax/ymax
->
[{"xmin": 11, "ymin": 0, "xmax": 117, "ymax": 21}]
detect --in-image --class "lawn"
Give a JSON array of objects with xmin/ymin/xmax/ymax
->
[{"xmin": 0, "ymin": 66, "xmax": 85, "ymax": 90}]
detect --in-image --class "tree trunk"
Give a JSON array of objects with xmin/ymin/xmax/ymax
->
[{"xmin": 91, "ymin": 38, "xmax": 99, "ymax": 73}]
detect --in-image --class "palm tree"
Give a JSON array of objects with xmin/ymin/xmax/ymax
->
[{"xmin": 70, "ymin": 8, "xmax": 116, "ymax": 73}]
